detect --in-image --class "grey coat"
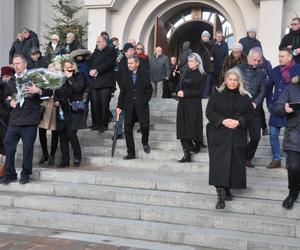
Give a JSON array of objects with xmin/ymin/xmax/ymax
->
[
  {"xmin": 273, "ymin": 83, "xmax": 300, "ymax": 152},
  {"xmin": 149, "ymin": 54, "xmax": 170, "ymax": 82}
]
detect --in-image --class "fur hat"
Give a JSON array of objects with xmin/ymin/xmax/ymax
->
[
  {"xmin": 70, "ymin": 49, "xmax": 91, "ymax": 61},
  {"xmin": 1, "ymin": 66, "xmax": 14, "ymax": 76}
]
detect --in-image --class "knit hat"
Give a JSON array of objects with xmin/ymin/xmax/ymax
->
[
  {"xmin": 247, "ymin": 27, "xmax": 257, "ymax": 33},
  {"xmin": 201, "ymin": 30, "xmax": 211, "ymax": 37},
  {"xmin": 1, "ymin": 66, "xmax": 14, "ymax": 76},
  {"xmin": 123, "ymin": 43, "xmax": 135, "ymax": 53}
]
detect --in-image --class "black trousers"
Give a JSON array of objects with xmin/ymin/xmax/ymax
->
[
  {"xmin": 39, "ymin": 128, "xmax": 58, "ymax": 157},
  {"xmin": 180, "ymin": 139, "xmax": 193, "ymax": 151},
  {"xmin": 4, "ymin": 125, "xmax": 38, "ymax": 179},
  {"xmin": 92, "ymin": 88, "xmax": 112, "ymax": 128},
  {"xmin": 125, "ymin": 106, "xmax": 149, "ymax": 156},
  {"xmin": 247, "ymin": 115, "xmax": 261, "ymax": 160},
  {"xmin": 86, "ymin": 87, "xmax": 96, "ymax": 126},
  {"xmin": 59, "ymin": 130, "xmax": 81, "ymax": 163},
  {"xmin": 287, "ymin": 150, "xmax": 300, "ymax": 195},
  {"xmin": 258, "ymin": 105, "xmax": 267, "ymax": 130}
]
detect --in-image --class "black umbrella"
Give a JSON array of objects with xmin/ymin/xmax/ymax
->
[{"xmin": 111, "ymin": 112, "xmax": 121, "ymax": 157}]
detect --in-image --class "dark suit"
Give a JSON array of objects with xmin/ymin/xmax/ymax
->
[
  {"xmin": 118, "ymin": 68, "xmax": 153, "ymax": 155},
  {"xmin": 4, "ymin": 74, "xmax": 52, "ymax": 180}
]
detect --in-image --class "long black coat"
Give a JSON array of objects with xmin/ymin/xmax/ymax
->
[
  {"xmin": 55, "ymin": 72, "xmax": 87, "ymax": 131},
  {"xmin": 273, "ymin": 82, "xmax": 300, "ymax": 153},
  {"xmin": 89, "ymin": 46, "xmax": 116, "ymax": 89},
  {"xmin": 206, "ymin": 88, "xmax": 253, "ymax": 188},
  {"xmin": 176, "ymin": 69, "xmax": 205, "ymax": 141},
  {"xmin": 194, "ymin": 41, "xmax": 214, "ymax": 73},
  {"xmin": 279, "ymin": 29, "xmax": 300, "ymax": 64},
  {"xmin": 118, "ymin": 68, "xmax": 153, "ymax": 125}
]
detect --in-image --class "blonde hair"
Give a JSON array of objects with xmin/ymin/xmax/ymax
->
[{"xmin": 217, "ymin": 67, "xmax": 251, "ymax": 97}]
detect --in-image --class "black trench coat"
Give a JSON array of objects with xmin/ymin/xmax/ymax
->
[
  {"xmin": 206, "ymin": 88, "xmax": 253, "ymax": 188},
  {"xmin": 176, "ymin": 69, "xmax": 205, "ymax": 141},
  {"xmin": 118, "ymin": 68, "xmax": 153, "ymax": 125}
]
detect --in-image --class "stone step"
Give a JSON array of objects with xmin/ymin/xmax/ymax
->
[
  {"xmin": 0, "ymin": 207, "xmax": 300, "ymax": 250},
  {"xmin": 28, "ymin": 167, "xmax": 291, "ymax": 201},
  {"xmin": 86, "ymin": 156, "xmax": 287, "ymax": 178},
  {"xmin": 0, "ymin": 192, "xmax": 298, "ymax": 238},
  {"xmin": 0, "ymin": 224, "xmax": 203, "ymax": 250},
  {"xmin": 1, "ymin": 180, "xmax": 298, "ymax": 219}
]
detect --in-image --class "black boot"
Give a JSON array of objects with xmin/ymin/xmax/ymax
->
[
  {"xmin": 282, "ymin": 191, "xmax": 299, "ymax": 209},
  {"xmin": 38, "ymin": 154, "xmax": 48, "ymax": 164},
  {"xmin": 225, "ymin": 187, "xmax": 233, "ymax": 201},
  {"xmin": 216, "ymin": 187, "xmax": 226, "ymax": 209},
  {"xmin": 178, "ymin": 149, "xmax": 191, "ymax": 163},
  {"xmin": 192, "ymin": 142, "xmax": 201, "ymax": 154}
]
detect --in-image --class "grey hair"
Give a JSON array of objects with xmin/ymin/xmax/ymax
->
[
  {"xmin": 188, "ymin": 53, "xmax": 205, "ymax": 74},
  {"xmin": 127, "ymin": 55, "xmax": 140, "ymax": 64},
  {"xmin": 67, "ymin": 32, "xmax": 75, "ymax": 38},
  {"xmin": 217, "ymin": 67, "xmax": 252, "ymax": 97},
  {"xmin": 248, "ymin": 47, "xmax": 263, "ymax": 59},
  {"xmin": 51, "ymin": 34, "xmax": 60, "ymax": 41}
]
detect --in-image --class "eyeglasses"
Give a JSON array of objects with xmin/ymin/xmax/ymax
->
[
  {"xmin": 136, "ymin": 48, "xmax": 143, "ymax": 51},
  {"xmin": 291, "ymin": 23, "xmax": 299, "ymax": 26}
]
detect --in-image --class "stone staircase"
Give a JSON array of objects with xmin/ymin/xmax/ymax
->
[{"xmin": 1, "ymin": 98, "xmax": 299, "ymax": 250}]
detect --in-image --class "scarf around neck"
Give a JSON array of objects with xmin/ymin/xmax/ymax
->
[{"xmin": 280, "ymin": 60, "xmax": 295, "ymax": 84}]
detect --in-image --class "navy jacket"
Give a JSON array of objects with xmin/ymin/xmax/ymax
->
[
  {"xmin": 239, "ymin": 36, "xmax": 262, "ymax": 55},
  {"xmin": 212, "ymin": 40, "xmax": 228, "ymax": 75},
  {"xmin": 266, "ymin": 63, "xmax": 300, "ymax": 127}
]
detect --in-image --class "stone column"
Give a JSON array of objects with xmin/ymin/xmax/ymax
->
[
  {"xmin": 0, "ymin": 0, "xmax": 15, "ymax": 66},
  {"xmin": 258, "ymin": 0, "xmax": 284, "ymax": 66}
]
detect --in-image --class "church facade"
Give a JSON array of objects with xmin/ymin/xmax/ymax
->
[{"xmin": 0, "ymin": 0, "xmax": 299, "ymax": 66}]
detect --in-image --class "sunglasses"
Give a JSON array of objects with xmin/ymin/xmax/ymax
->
[{"xmin": 291, "ymin": 23, "xmax": 299, "ymax": 26}]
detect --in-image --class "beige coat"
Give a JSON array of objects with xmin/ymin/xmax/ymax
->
[{"xmin": 39, "ymin": 97, "xmax": 57, "ymax": 131}]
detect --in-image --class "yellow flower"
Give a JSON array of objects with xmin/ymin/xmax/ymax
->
[{"xmin": 291, "ymin": 75, "xmax": 300, "ymax": 84}]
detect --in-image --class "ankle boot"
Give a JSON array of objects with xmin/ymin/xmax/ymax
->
[
  {"xmin": 178, "ymin": 149, "xmax": 191, "ymax": 163},
  {"xmin": 216, "ymin": 187, "xmax": 226, "ymax": 209},
  {"xmin": 38, "ymin": 154, "xmax": 48, "ymax": 164},
  {"xmin": 282, "ymin": 191, "xmax": 299, "ymax": 209},
  {"xmin": 225, "ymin": 187, "xmax": 233, "ymax": 201}
]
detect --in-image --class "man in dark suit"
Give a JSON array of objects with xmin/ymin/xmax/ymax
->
[
  {"xmin": 116, "ymin": 56, "xmax": 153, "ymax": 159},
  {"xmin": 1, "ymin": 54, "xmax": 51, "ymax": 184}
]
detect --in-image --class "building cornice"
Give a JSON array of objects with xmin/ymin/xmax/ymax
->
[{"xmin": 84, "ymin": 0, "xmax": 121, "ymax": 10}]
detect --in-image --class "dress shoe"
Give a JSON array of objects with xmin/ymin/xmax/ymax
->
[
  {"xmin": 38, "ymin": 154, "xmax": 49, "ymax": 164},
  {"xmin": 246, "ymin": 160, "xmax": 255, "ymax": 168},
  {"xmin": 123, "ymin": 155, "xmax": 136, "ymax": 160},
  {"xmin": 73, "ymin": 158, "xmax": 81, "ymax": 167},
  {"xmin": 262, "ymin": 128, "xmax": 269, "ymax": 136},
  {"xmin": 98, "ymin": 126, "xmax": 108, "ymax": 133},
  {"xmin": 178, "ymin": 149, "xmax": 191, "ymax": 163},
  {"xmin": 57, "ymin": 161, "xmax": 70, "ymax": 168},
  {"xmin": 0, "ymin": 176, "xmax": 17, "ymax": 185},
  {"xmin": 48, "ymin": 155, "xmax": 55, "ymax": 166},
  {"xmin": 267, "ymin": 160, "xmax": 281, "ymax": 169},
  {"xmin": 143, "ymin": 144, "xmax": 150, "ymax": 154},
  {"xmin": 19, "ymin": 178, "xmax": 29, "ymax": 185},
  {"xmin": 282, "ymin": 192, "xmax": 298, "ymax": 209}
]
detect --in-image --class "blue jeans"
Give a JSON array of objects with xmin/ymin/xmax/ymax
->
[{"xmin": 269, "ymin": 126, "xmax": 281, "ymax": 160}]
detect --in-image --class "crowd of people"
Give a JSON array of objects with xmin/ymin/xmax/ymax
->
[{"xmin": 0, "ymin": 17, "xmax": 300, "ymax": 211}]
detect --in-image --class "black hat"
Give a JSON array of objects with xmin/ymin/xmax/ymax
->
[{"xmin": 123, "ymin": 43, "xmax": 134, "ymax": 53}]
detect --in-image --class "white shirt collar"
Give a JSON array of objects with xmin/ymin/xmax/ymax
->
[{"xmin": 14, "ymin": 69, "xmax": 27, "ymax": 79}]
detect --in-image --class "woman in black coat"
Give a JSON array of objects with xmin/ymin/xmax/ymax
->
[
  {"xmin": 55, "ymin": 59, "xmax": 87, "ymax": 167},
  {"xmin": 273, "ymin": 75, "xmax": 300, "ymax": 209},
  {"xmin": 176, "ymin": 53, "xmax": 206, "ymax": 163},
  {"xmin": 206, "ymin": 67, "xmax": 254, "ymax": 209},
  {"xmin": 206, "ymin": 68, "xmax": 253, "ymax": 209}
]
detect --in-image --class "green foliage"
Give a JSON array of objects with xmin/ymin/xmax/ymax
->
[{"xmin": 44, "ymin": 0, "xmax": 88, "ymax": 45}]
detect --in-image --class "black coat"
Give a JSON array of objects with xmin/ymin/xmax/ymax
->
[
  {"xmin": 279, "ymin": 29, "xmax": 300, "ymax": 64},
  {"xmin": 89, "ymin": 46, "xmax": 116, "ymax": 89},
  {"xmin": 206, "ymin": 88, "xmax": 254, "ymax": 188},
  {"xmin": 63, "ymin": 39, "xmax": 84, "ymax": 53},
  {"xmin": 23, "ymin": 31, "xmax": 40, "ymax": 59},
  {"xmin": 6, "ymin": 77, "xmax": 52, "ymax": 126},
  {"xmin": 55, "ymin": 72, "xmax": 87, "ymax": 131},
  {"xmin": 45, "ymin": 42, "xmax": 63, "ymax": 63},
  {"xmin": 9, "ymin": 40, "xmax": 24, "ymax": 64},
  {"xmin": 176, "ymin": 69, "xmax": 205, "ymax": 140},
  {"xmin": 212, "ymin": 40, "xmax": 228, "ymax": 75},
  {"xmin": 27, "ymin": 56, "xmax": 48, "ymax": 69},
  {"xmin": 118, "ymin": 68, "xmax": 153, "ymax": 125},
  {"xmin": 273, "ymin": 82, "xmax": 300, "ymax": 153},
  {"xmin": 239, "ymin": 36, "xmax": 262, "ymax": 55},
  {"xmin": 194, "ymin": 41, "xmax": 214, "ymax": 73}
]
